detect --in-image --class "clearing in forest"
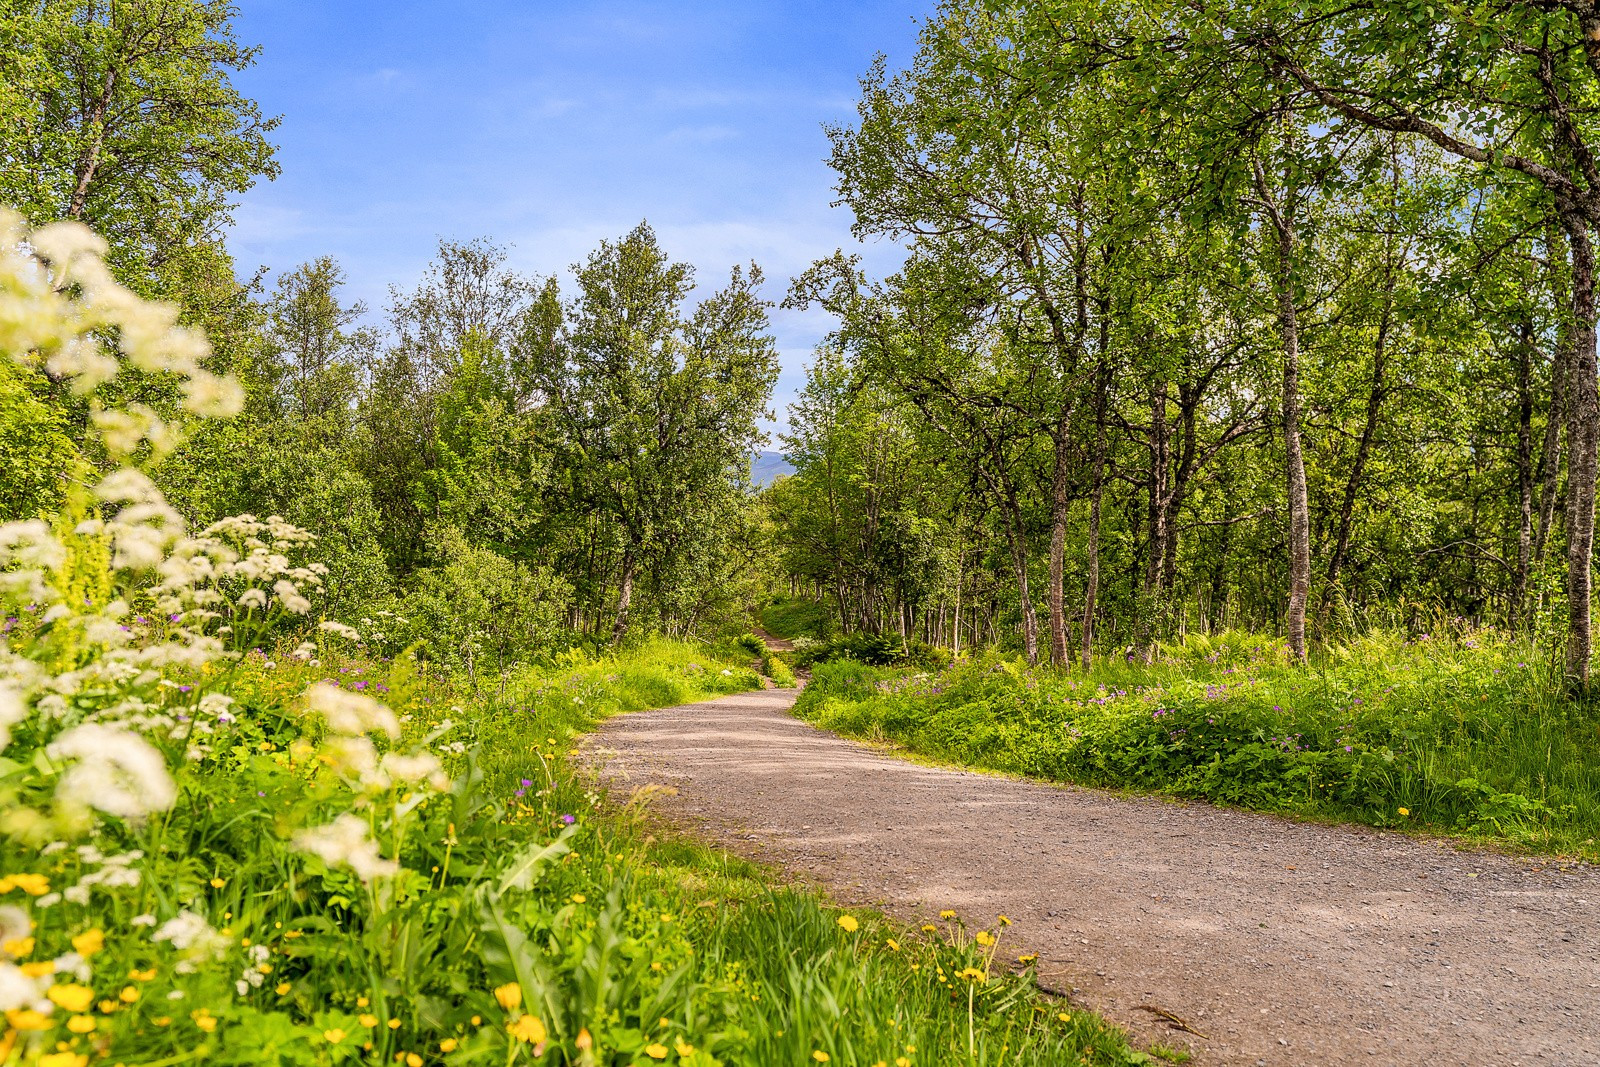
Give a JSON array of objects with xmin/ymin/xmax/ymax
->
[{"xmin": 585, "ymin": 689, "xmax": 1600, "ymax": 1067}]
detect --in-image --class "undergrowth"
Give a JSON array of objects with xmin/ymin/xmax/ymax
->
[{"xmin": 795, "ymin": 628, "xmax": 1600, "ymax": 859}]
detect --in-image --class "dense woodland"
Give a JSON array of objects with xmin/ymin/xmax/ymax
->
[
  {"xmin": 11, "ymin": 0, "xmax": 1600, "ymax": 686},
  {"xmin": 768, "ymin": 0, "xmax": 1600, "ymax": 688}
]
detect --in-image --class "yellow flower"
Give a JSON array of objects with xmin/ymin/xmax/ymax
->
[
  {"xmin": 67, "ymin": 1014, "xmax": 96, "ymax": 1033},
  {"xmin": 921, "ymin": 924, "xmax": 937, "ymax": 933},
  {"xmin": 359, "ymin": 1014, "xmax": 378, "ymax": 1028},
  {"xmin": 493, "ymin": 982, "xmax": 522, "ymax": 1011},
  {"xmin": 98, "ymin": 999, "xmax": 117, "ymax": 1014},
  {"xmin": 675, "ymin": 1039, "xmax": 696, "ymax": 1055},
  {"xmin": 406, "ymin": 1055, "xmax": 423, "ymax": 1067},
  {"xmin": 507, "ymin": 1015, "xmax": 547, "ymax": 1043},
  {"xmin": 643, "ymin": 1044, "xmax": 669, "ymax": 1060},
  {"xmin": 1398, "ymin": 807, "xmax": 1410, "ymax": 816},
  {"xmin": 6, "ymin": 1008, "xmax": 50, "ymax": 1030},
  {"xmin": 570, "ymin": 894, "xmax": 586, "ymax": 903},
  {"xmin": 275, "ymin": 982, "xmax": 291, "ymax": 996},
  {"xmin": 836, "ymin": 915, "xmax": 859, "ymax": 932},
  {"xmin": 195, "ymin": 1014, "xmax": 217, "ymax": 1033},
  {"xmin": 70, "ymin": 929, "xmax": 104, "ymax": 956},
  {"xmin": 439, "ymin": 1038, "xmax": 459, "ymax": 1052},
  {"xmin": 813, "ymin": 1052, "xmax": 831, "ymax": 1062},
  {"xmin": 119, "ymin": 985, "xmax": 141, "ymax": 1003},
  {"xmin": 0, "ymin": 873, "xmax": 49, "ymax": 896},
  {"xmin": 1057, "ymin": 1011, "xmax": 1071, "ymax": 1022},
  {"xmin": 2, "ymin": 936, "xmax": 33, "ymax": 957},
  {"xmin": 1018, "ymin": 954, "xmax": 1038, "ymax": 964},
  {"xmin": 48, "ymin": 983, "xmax": 96, "ymax": 1013},
  {"xmin": 998, "ymin": 915, "xmax": 1011, "ymax": 926},
  {"xmin": 575, "ymin": 1028, "xmax": 593, "ymax": 1049},
  {"xmin": 388, "ymin": 1018, "xmax": 402, "ymax": 1029},
  {"xmin": 356, "ymin": 996, "xmax": 369, "ymax": 1008},
  {"xmin": 19, "ymin": 961, "xmax": 53, "ymax": 977},
  {"xmin": 129, "ymin": 968, "xmax": 156, "ymax": 981},
  {"xmin": 885, "ymin": 938, "xmax": 900, "ymax": 951},
  {"xmin": 209, "ymin": 878, "xmax": 226, "ymax": 889},
  {"xmin": 323, "ymin": 1029, "xmax": 346, "ymax": 1044},
  {"xmin": 938, "ymin": 910, "xmax": 956, "ymax": 920},
  {"xmin": 896, "ymin": 1059, "xmax": 912, "ymax": 1067},
  {"xmin": 37, "ymin": 1054, "xmax": 87, "ymax": 1067},
  {"xmin": 974, "ymin": 931, "xmax": 995, "ymax": 947}
]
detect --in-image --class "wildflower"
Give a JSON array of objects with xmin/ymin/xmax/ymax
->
[
  {"xmin": 644, "ymin": 1044, "xmax": 669, "ymax": 1060},
  {"xmin": 440, "ymin": 1038, "xmax": 459, "ymax": 1052},
  {"xmin": 676, "ymin": 1040, "xmax": 696, "ymax": 1055},
  {"xmin": 837, "ymin": 915, "xmax": 859, "ymax": 932},
  {"xmin": 195, "ymin": 1011, "xmax": 217, "ymax": 1032},
  {"xmin": 1018, "ymin": 954, "xmax": 1037, "ymax": 964},
  {"xmin": 48, "ymin": 983, "xmax": 94, "ymax": 1012},
  {"xmin": 294, "ymin": 814, "xmax": 400, "ymax": 881},
  {"xmin": 406, "ymin": 1055, "xmax": 423, "ymax": 1067},
  {"xmin": 998, "ymin": 915, "xmax": 1011, "ymax": 926},
  {"xmin": 939, "ymin": 910, "xmax": 956, "ymax": 920},
  {"xmin": 508, "ymin": 1014, "xmax": 548, "ymax": 1043},
  {"xmin": 1399, "ymin": 807, "xmax": 1410, "ymax": 816},
  {"xmin": 0, "ymin": 874, "xmax": 49, "ymax": 896},
  {"xmin": 323, "ymin": 1028, "xmax": 347, "ymax": 1044},
  {"xmin": 570, "ymin": 894, "xmax": 586, "ymax": 904},
  {"xmin": 46, "ymin": 724, "xmax": 176, "ymax": 818},
  {"xmin": 67, "ymin": 1014, "xmax": 95, "ymax": 1032},
  {"xmin": 975, "ymin": 931, "xmax": 995, "ymax": 947},
  {"xmin": 71, "ymin": 929, "xmax": 104, "ymax": 956},
  {"xmin": 37, "ymin": 1054, "xmax": 87, "ymax": 1067},
  {"xmin": 813, "ymin": 1053, "xmax": 831, "ymax": 1062},
  {"xmin": 921, "ymin": 924, "xmax": 937, "ymax": 933},
  {"xmin": 275, "ymin": 982, "xmax": 290, "ymax": 996},
  {"xmin": 493, "ymin": 982, "xmax": 522, "ymax": 1011},
  {"xmin": 120, "ymin": 985, "xmax": 140, "ymax": 1003},
  {"xmin": 885, "ymin": 938, "xmax": 900, "ymax": 951},
  {"xmin": 359, "ymin": 1013, "xmax": 378, "ymax": 1028},
  {"xmin": 303, "ymin": 683, "xmax": 400, "ymax": 739},
  {"xmin": 152, "ymin": 910, "xmax": 230, "ymax": 964}
]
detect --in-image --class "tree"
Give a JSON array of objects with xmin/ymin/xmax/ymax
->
[
  {"xmin": 528, "ymin": 223, "xmax": 779, "ymax": 643},
  {"xmin": 0, "ymin": 0, "xmax": 278, "ymax": 298}
]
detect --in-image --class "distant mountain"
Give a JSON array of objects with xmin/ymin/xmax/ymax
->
[{"xmin": 751, "ymin": 451, "xmax": 794, "ymax": 487}]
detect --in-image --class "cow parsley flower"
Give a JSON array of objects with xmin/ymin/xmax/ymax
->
[
  {"xmin": 46, "ymin": 724, "xmax": 176, "ymax": 818},
  {"xmin": 294, "ymin": 814, "xmax": 399, "ymax": 881}
]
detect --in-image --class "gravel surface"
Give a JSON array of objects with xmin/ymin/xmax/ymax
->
[{"xmin": 582, "ymin": 688, "xmax": 1600, "ymax": 1067}]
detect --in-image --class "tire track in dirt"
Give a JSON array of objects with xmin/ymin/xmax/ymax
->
[{"xmin": 582, "ymin": 689, "xmax": 1600, "ymax": 1066}]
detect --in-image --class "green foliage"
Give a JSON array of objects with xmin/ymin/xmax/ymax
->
[
  {"xmin": 797, "ymin": 630, "xmax": 1600, "ymax": 857},
  {"xmin": 758, "ymin": 596, "xmax": 831, "ymax": 640},
  {"xmin": 0, "ymin": 358, "xmax": 77, "ymax": 519},
  {"xmin": 401, "ymin": 526, "xmax": 572, "ymax": 676}
]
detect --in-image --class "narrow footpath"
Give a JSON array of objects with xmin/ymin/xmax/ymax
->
[{"xmin": 583, "ymin": 689, "xmax": 1600, "ymax": 1067}]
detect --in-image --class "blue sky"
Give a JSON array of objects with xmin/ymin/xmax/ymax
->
[{"xmin": 227, "ymin": 1, "xmax": 930, "ymax": 434}]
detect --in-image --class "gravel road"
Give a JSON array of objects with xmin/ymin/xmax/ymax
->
[{"xmin": 582, "ymin": 688, "xmax": 1600, "ymax": 1067}]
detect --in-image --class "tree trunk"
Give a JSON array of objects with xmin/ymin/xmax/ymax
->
[
  {"xmin": 1140, "ymin": 380, "xmax": 1170, "ymax": 662},
  {"xmin": 1082, "ymin": 357, "xmax": 1110, "ymax": 671},
  {"xmin": 1258, "ymin": 170, "xmax": 1311, "ymax": 662},
  {"xmin": 1047, "ymin": 414, "xmax": 1071, "ymax": 666},
  {"xmin": 1326, "ymin": 268, "xmax": 1393, "ymax": 592},
  {"xmin": 1560, "ymin": 206, "xmax": 1599, "ymax": 689},
  {"xmin": 611, "ymin": 549, "xmax": 637, "ymax": 645},
  {"xmin": 1512, "ymin": 317, "xmax": 1536, "ymax": 631},
  {"xmin": 1537, "ymin": 220, "xmax": 1573, "ymax": 568}
]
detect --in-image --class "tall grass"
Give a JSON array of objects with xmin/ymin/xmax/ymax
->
[{"xmin": 795, "ymin": 628, "xmax": 1600, "ymax": 858}]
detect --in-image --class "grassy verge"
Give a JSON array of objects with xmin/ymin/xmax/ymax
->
[
  {"xmin": 5, "ymin": 637, "xmax": 1142, "ymax": 1066},
  {"xmin": 794, "ymin": 629, "xmax": 1600, "ymax": 859},
  {"xmin": 758, "ymin": 596, "xmax": 830, "ymax": 640}
]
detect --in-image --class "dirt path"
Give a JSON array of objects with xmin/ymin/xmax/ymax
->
[{"xmin": 583, "ymin": 689, "xmax": 1600, "ymax": 1067}]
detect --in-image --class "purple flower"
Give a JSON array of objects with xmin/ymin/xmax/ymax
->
[
  {"xmin": 520, "ymin": 778, "xmax": 534, "ymax": 788},
  {"xmin": 560, "ymin": 814, "xmax": 576, "ymax": 825},
  {"xmin": 169, "ymin": 614, "xmax": 180, "ymax": 622},
  {"xmin": 177, "ymin": 685, "xmax": 192, "ymax": 693},
  {"xmin": 1344, "ymin": 745, "xmax": 1353, "ymax": 752}
]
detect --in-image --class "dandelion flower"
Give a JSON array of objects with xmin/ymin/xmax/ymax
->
[
  {"xmin": 974, "ymin": 931, "xmax": 995, "ymax": 947},
  {"xmin": 836, "ymin": 915, "xmax": 859, "ymax": 932},
  {"xmin": 939, "ymin": 910, "xmax": 956, "ymax": 920},
  {"xmin": 493, "ymin": 982, "xmax": 522, "ymax": 1011},
  {"xmin": 508, "ymin": 1015, "xmax": 547, "ymax": 1043}
]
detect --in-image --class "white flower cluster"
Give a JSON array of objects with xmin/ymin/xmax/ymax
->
[
  {"xmin": 0, "ymin": 211, "xmax": 242, "ymax": 433},
  {"xmin": 151, "ymin": 910, "xmax": 230, "ymax": 973}
]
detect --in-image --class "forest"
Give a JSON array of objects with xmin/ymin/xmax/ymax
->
[{"xmin": 2, "ymin": 0, "xmax": 1598, "ymax": 1065}]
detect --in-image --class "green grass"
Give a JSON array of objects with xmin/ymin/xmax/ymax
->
[
  {"xmin": 758, "ymin": 596, "xmax": 831, "ymax": 640},
  {"xmin": 794, "ymin": 628, "xmax": 1600, "ymax": 859},
  {"xmin": 6, "ymin": 636, "xmax": 1141, "ymax": 1066}
]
